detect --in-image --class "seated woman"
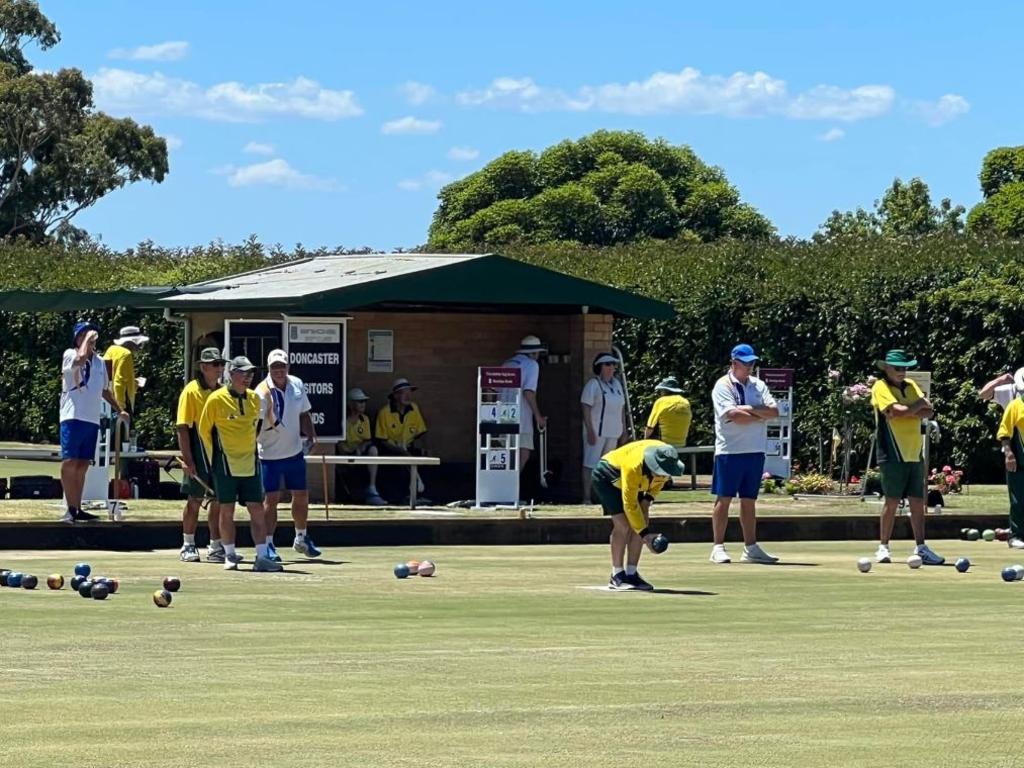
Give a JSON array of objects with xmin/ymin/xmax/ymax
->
[
  {"xmin": 375, "ymin": 378, "xmax": 430, "ymax": 504},
  {"xmin": 339, "ymin": 387, "xmax": 387, "ymax": 505}
]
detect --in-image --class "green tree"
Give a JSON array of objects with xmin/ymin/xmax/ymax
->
[
  {"xmin": 968, "ymin": 147, "xmax": 1024, "ymax": 238},
  {"xmin": 0, "ymin": 0, "xmax": 168, "ymax": 241},
  {"xmin": 427, "ymin": 130, "xmax": 773, "ymax": 249},
  {"xmin": 815, "ymin": 177, "xmax": 963, "ymax": 241}
]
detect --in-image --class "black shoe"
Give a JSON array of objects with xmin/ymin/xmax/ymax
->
[
  {"xmin": 72, "ymin": 509, "xmax": 100, "ymax": 522},
  {"xmin": 624, "ymin": 572, "xmax": 654, "ymax": 591},
  {"xmin": 609, "ymin": 571, "xmax": 632, "ymax": 590}
]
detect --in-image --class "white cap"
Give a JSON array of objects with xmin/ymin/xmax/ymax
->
[
  {"xmin": 267, "ymin": 349, "xmax": 288, "ymax": 366},
  {"xmin": 115, "ymin": 325, "xmax": 149, "ymax": 346},
  {"xmin": 348, "ymin": 387, "xmax": 370, "ymax": 401},
  {"xmin": 391, "ymin": 378, "xmax": 417, "ymax": 394},
  {"xmin": 516, "ymin": 335, "xmax": 547, "ymax": 354}
]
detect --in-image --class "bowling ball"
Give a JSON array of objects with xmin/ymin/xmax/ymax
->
[
  {"xmin": 1002, "ymin": 567, "xmax": 1017, "ymax": 582},
  {"xmin": 73, "ymin": 563, "xmax": 91, "ymax": 578},
  {"xmin": 152, "ymin": 589, "xmax": 172, "ymax": 608},
  {"xmin": 70, "ymin": 574, "xmax": 86, "ymax": 592},
  {"xmin": 955, "ymin": 558, "xmax": 970, "ymax": 573},
  {"xmin": 418, "ymin": 560, "xmax": 436, "ymax": 577},
  {"xmin": 77, "ymin": 580, "xmax": 94, "ymax": 598},
  {"xmin": 405, "ymin": 561, "xmax": 420, "ymax": 575},
  {"xmin": 20, "ymin": 574, "xmax": 38, "ymax": 590},
  {"xmin": 107, "ymin": 578, "xmax": 119, "ymax": 594},
  {"xmin": 393, "ymin": 563, "xmax": 410, "ymax": 579},
  {"xmin": 7, "ymin": 572, "xmax": 23, "ymax": 588},
  {"xmin": 163, "ymin": 577, "xmax": 181, "ymax": 593},
  {"xmin": 47, "ymin": 574, "xmax": 64, "ymax": 590},
  {"xmin": 651, "ymin": 534, "xmax": 669, "ymax": 554},
  {"xmin": 997, "ymin": 529, "xmax": 1010, "ymax": 542},
  {"xmin": 0, "ymin": 570, "xmax": 10, "ymax": 587},
  {"xmin": 91, "ymin": 583, "xmax": 110, "ymax": 600}
]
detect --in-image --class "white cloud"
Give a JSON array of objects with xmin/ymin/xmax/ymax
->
[
  {"xmin": 108, "ymin": 41, "xmax": 190, "ymax": 62},
  {"xmin": 397, "ymin": 169, "xmax": 454, "ymax": 191},
  {"xmin": 243, "ymin": 141, "xmax": 275, "ymax": 155},
  {"xmin": 456, "ymin": 67, "xmax": 898, "ymax": 122},
  {"xmin": 911, "ymin": 94, "xmax": 970, "ymax": 126},
  {"xmin": 381, "ymin": 116, "xmax": 442, "ymax": 135},
  {"xmin": 817, "ymin": 127, "xmax": 845, "ymax": 142},
  {"xmin": 447, "ymin": 146, "xmax": 480, "ymax": 161},
  {"xmin": 92, "ymin": 68, "xmax": 363, "ymax": 122},
  {"xmin": 400, "ymin": 81, "xmax": 436, "ymax": 105},
  {"xmin": 164, "ymin": 134, "xmax": 183, "ymax": 150},
  {"xmin": 216, "ymin": 159, "xmax": 337, "ymax": 191}
]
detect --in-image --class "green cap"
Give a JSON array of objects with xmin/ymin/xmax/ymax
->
[
  {"xmin": 875, "ymin": 349, "xmax": 917, "ymax": 369},
  {"xmin": 643, "ymin": 444, "xmax": 685, "ymax": 477},
  {"xmin": 654, "ymin": 377, "xmax": 684, "ymax": 394},
  {"xmin": 198, "ymin": 347, "xmax": 226, "ymax": 364}
]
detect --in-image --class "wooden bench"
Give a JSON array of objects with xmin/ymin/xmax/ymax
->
[
  {"xmin": 305, "ymin": 454, "xmax": 441, "ymax": 514},
  {"xmin": 676, "ymin": 445, "xmax": 715, "ymax": 490}
]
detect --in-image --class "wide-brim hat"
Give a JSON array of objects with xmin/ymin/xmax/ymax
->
[
  {"xmin": 654, "ymin": 377, "xmax": 684, "ymax": 394},
  {"xmin": 348, "ymin": 387, "xmax": 370, "ymax": 401},
  {"xmin": 1013, "ymin": 367, "xmax": 1024, "ymax": 394},
  {"xmin": 516, "ymin": 334, "xmax": 547, "ymax": 354},
  {"xmin": 643, "ymin": 444, "xmax": 685, "ymax": 477},
  {"xmin": 228, "ymin": 355, "xmax": 255, "ymax": 372},
  {"xmin": 197, "ymin": 347, "xmax": 226, "ymax": 364},
  {"xmin": 115, "ymin": 325, "xmax": 149, "ymax": 346},
  {"xmin": 391, "ymin": 378, "xmax": 417, "ymax": 394},
  {"xmin": 875, "ymin": 349, "xmax": 917, "ymax": 369}
]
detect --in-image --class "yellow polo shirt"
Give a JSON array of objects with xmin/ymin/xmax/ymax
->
[
  {"xmin": 646, "ymin": 395, "xmax": 692, "ymax": 447},
  {"xmin": 341, "ymin": 413, "xmax": 373, "ymax": 452},
  {"xmin": 198, "ymin": 386, "xmax": 262, "ymax": 477},
  {"xmin": 871, "ymin": 378, "xmax": 925, "ymax": 463},
  {"xmin": 600, "ymin": 439, "xmax": 670, "ymax": 534},
  {"xmin": 998, "ymin": 397, "xmax": 1024, "ymax": 461},
  {"xmin": 375, "ymin": 402, "xmax": 427, "ymax": 449},
  {"xmin": 103, "ymin": 344, "xmax": 136, "ymax": 411}
]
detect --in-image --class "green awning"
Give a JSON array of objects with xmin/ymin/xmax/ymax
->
[{"xmin": 0, "ymin": 287, "xmax": 178, "ymax": 312}]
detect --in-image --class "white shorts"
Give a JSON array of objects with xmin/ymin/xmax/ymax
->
[
  {"xmin": 583, "ymin": 436, "xmax": 620, "ymax": 469},
  {"xmin": 519, "ymin": 432, "xmax": 535, "ymax": 451}
]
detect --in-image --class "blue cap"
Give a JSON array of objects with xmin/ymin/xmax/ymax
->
[
  {"xmin": 730, "ymin": 343, "xmax": 759, "ymax": 363},
  {"xmin": 72, "ymin": 321, "xmax": 98, "ymax": 343}
]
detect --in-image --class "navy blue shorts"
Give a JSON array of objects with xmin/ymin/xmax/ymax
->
[
  {"xmin": 711, "ymin": 453, "xmax": 765, "ymax": 499},
  {"xmin": 60, "ymin": 419, "xmax": 99, "ymax": 461},
  {"xmin": 261, "ymin": 452, "xmax": 307, "ymax": 493}
]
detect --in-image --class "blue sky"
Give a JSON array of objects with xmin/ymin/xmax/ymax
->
[{"xmin": 37, "ymin": 1, "xmax": 1018, "ymax": 249}]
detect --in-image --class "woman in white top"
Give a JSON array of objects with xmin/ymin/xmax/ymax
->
[{"xmin": 581, "ymin": 352, "xmax": 628, "ymax": 503}]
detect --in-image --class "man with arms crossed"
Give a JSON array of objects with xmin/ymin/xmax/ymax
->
[
  {"xmin": 709, "ymin": 344, "xmax": 780, "ymax": 564},
  {"xmin": 870, "ymin": 349, "xmax": 944, "ymax": 565}
]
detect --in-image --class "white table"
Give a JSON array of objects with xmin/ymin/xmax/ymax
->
[{"xmin": 305, "ymin": 454, "xmax": 441, "ymax": 515}]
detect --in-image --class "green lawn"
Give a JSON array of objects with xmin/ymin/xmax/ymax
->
[
  {"xmin": 1, "ymin": 541, "xmax": 1021, "ymax": 767},
  {"xmin": 0, "ymin": 482, "xmax": 1011, "ymax": 522}
]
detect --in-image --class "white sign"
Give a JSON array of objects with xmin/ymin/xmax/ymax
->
[
  {"xmin": 479, "ymin": 404, "xmax": 499, "ymax": 423},
  {"xmin": 487, "ymin": 449, "xmax": 511, "ymax": 471},
  {"xmin": 289, "ymin": 323, "xmax": 340, "ymax": 344},
  {"xmin": 368, "ymin": 329, "xmax": 394, "ymax": 373}
]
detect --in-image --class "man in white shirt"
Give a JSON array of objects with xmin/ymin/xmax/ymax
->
[
  {"xmin": 708, "ymin": 343, "xmax": 780, "ymax": 565},
  {"xmin": 60, "ymin": 320, "xmax": 130, "ymax": 523},
  {"xmin": 502, "ymin": 335, "xmax": 547, "ymax": 470},
  {"xmin": 256, "ymin": 349, "xmax": 321, "ymax": 561},
  {"xmin": 979, "ymin": 369, "xmax": 1024, "ymax": 410}
]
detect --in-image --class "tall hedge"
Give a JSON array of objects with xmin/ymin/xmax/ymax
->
[{"xmin": 3, "ymin": 236, "xmax": 1024, "ymax": 482}]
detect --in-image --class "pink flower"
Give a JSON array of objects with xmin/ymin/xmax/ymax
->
[
  {"xmin": 942, "ymin": 465, "xmax": 952, "ymax": 473},
  {"xmin": 850, "ymin": 475, "xmax": 860, "ymax": 483},
  {"xmin": 762, "ymin": 472, "xmax": 771, "ymax": 480},
  {"xmin": 828, "ymin": 369, "xmax": 841, "ymax": 380},
  {"xmin": 946, "ymin": 474, "xmax": 955, "ymax": 485}
]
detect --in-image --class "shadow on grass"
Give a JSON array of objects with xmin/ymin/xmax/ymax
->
[
  {"xmin": 288, "ymin": 558, "xmax": 348, "ymax": 566},
  {"xmin": 649, "ymin": 588, "xmax": 717, "ymax": 596}
]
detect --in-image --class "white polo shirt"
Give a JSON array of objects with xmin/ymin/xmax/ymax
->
[
  {"xmin": 580, "ymin": 375, "xmax": 625, "ymax": 439},
  {"xmin": 502, "ymin": 353, "xmax": 540, "ymax": 435},
  {"xmin": 994, "ymin": 383, "xmax": 1015, "ymax": 410},
  {"xmin": 60, "ymin": 349, "xmax": 109, "ymax": 424},
  {"xmin": 711, "ymin": 372, "xmax": 777, "ymax": 455},
  {"xmin": 255, "ymin": 374, "xmax": 312, "ymax": 460}
]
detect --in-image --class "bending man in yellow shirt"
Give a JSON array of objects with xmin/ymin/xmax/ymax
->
[{"xmin": 591, "ymin": 439, "xmax": 681, "ymax": 590}]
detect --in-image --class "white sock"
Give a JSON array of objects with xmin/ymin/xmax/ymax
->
[
  {"xmin": 224, "ymin": 543, "xmax": 236, "ymax": 556},
  {"xmin": 611, "ymin": 564, "xmax": 624, "ymax": 576},
  {"xmin": 210, "ymin": 538, "xmax": 222, "ymax": 549},
  {"xmin": 256, "ymin": 543, "xmax": 268, "ymax": 558},
  {"xmin": 183, "ymin": 533, "xmax": 195, "ymax": 546},
  {"xmin": 295, "ymin": 528, "xmax": 307, "ymax": 539},
  {"xmin": 265, "ymin": 535, "xmax": 274, "ymax": 546},
  {"xmin": 625, "ymin": 564, "xmax": 638, "ymax": 576}
]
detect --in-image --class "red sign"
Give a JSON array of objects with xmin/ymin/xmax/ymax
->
[
  {"xmin": 760, "ymin": 368, "xmax": 794, "ymax": 389},
  {"xmin": 480, "ymin": 366, "xmax": 522, "ymax": 388}
]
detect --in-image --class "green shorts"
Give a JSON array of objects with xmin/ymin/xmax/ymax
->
[
  {"xmin": 212, "ymin": 469, "xmax": 264, "ymax": 505},
  {"xmin": 880, "ymin": 461, "xmax": 925, "ymax": 500},
  {"xmin": 180, "ymin": 443, "xmax": 214, "ymax": 500}
]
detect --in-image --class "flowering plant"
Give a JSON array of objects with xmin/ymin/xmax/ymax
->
[{"xmin": 929, "ymin": 465, "xmax": 964, "ymax": 494}]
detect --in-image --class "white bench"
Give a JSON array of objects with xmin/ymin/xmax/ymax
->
[{"xmin": 305, "ymin": 454, "xmax": 441, "ymax": 514}]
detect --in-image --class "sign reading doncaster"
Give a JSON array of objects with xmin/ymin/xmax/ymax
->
[{"xmin": 287, "ymin": 322, "xmax": 345, "ymax": 439}]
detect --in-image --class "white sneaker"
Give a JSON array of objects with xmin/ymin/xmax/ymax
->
[
  {"xmin": 914, "ymin": 543, "xmax": 945, "ymax": 566},
  {"xmin": 60, "ymin": 510, "xmax": 74, "ymax": 524},
  {"xmin": 875, "ymin": 544, "xmax": 892, "ymax": 563},
  {"xmin": 1009, "ymin": 538, "xmax": 1024, "ymax": 550},
  {"xmin": 709, "ymin": 545, "xmax": 731, "ymax": 564},
  {"xmin": 223, "ymin": 552, "xmax": 243, "ymax": 571},
  {"xmin": 741, "ymin": 543, "xmax": 779, "ymax": 564}
]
